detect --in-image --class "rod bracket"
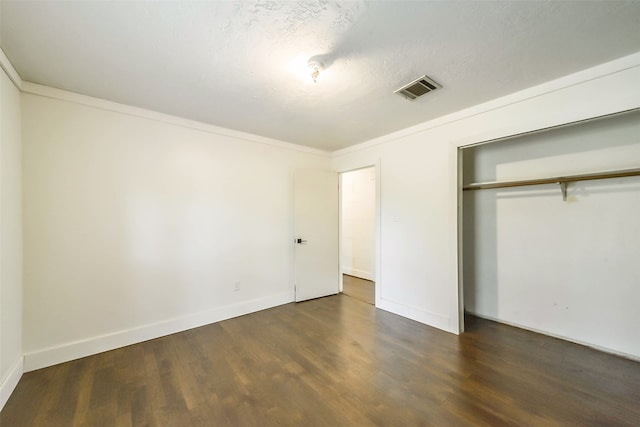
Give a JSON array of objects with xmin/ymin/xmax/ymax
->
[{"xmin": 558, "ymin": 181, "xmax": 568, "ymax": 201}]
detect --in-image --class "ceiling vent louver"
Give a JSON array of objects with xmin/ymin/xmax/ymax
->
[{"xmin": 394, "ymin": 75, "xmax": 441, "ymax": 100}]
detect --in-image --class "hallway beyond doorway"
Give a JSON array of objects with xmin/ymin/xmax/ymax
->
[{"xmin": 342, "ymin": 274, "xmax": 374, "ymax": 305}]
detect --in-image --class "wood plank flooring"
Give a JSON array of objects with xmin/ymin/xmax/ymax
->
[
  {"xmin": 2, "ymin": 294, "xmax": 639, "ymax": 426},
  {"xmin": 342, "ymin": 274, "xmax": 374, "ymax": 305}
]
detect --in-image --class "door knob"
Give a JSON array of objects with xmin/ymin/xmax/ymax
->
[{"xmin": 296, "ymin": 238, "xmax": 308, "ymax": 244}]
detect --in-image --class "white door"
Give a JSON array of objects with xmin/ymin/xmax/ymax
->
[{"xmin": 294, "ymin": 170, "xmax": 339, "ymax": 302}]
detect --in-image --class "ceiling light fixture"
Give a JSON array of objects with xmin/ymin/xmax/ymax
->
[{"xmin": 307, "ymin": 59, "xmax": 323, "ymax": 83}]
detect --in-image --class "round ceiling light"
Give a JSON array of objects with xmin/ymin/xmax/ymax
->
[{"xmin": 307, "ymin": 60, "xmax": 323, "ymax": 83}]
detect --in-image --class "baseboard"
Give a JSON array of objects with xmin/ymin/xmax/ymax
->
[
  {"xmin": 0, "ymin": 356, "xmax": 23, "ymax": 411},
  {"xmin": 342, "ymin": 268, "xmax": 374, "ymax": 281},
  {"xmin": 377, "ymin": 297, "xmax": 455, "ymax": 334},
  {"xmin": 24, "ymin": 292, "xmax": 293, "ymax": 372},
  {"xmin": 466, "ymin": 310, "xmax": 640, "ymax": 362}
]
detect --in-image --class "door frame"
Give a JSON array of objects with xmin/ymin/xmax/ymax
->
[{"xmin": 337, "ymin": 161, "xmax": 381, "ymax": 306}]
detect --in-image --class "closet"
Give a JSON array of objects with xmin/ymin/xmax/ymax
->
[{"xmin": 461, "ymin": 109, "xmax": 640, "ymax": 359}]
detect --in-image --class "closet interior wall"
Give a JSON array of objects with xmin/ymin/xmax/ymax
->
[{"xmin": 462, "ymin": 110, "xmax": 640, "ymax": 359}]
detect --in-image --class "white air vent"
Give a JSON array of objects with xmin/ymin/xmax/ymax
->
[{"xmin": 394, "ymin": 75, "xmax": 441, "ymax": 100}]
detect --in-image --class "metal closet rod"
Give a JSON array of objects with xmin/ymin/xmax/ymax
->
[{"xmin": 463, "ymin": 167, "xmax": 640, "ymax": 192}]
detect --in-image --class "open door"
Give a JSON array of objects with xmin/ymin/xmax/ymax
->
[{"xmin": 294, "ymin": 170, "xmax": 339, "ymax": 302}]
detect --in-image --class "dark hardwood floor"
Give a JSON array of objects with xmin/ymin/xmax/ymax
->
[
  {"xmin": 342, "ymin": 274, "xmax": 374, "ymax": 305},
  {"xmin": 2, "ymin": 294, "xmax": 639, "ymax": 426}
]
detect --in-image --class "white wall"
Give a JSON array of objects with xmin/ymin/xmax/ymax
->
[
  {"xmin": 341, "ymin": 167, "xmax": 375, "ymax": 281},
  {"xmin": 21, "ymin": 88, "xmax": 329, "ymax": 371},
  {"xmin": 332, "ymin": 52, "xmax": 640, "ymax": 336},
  {"xmin": 0, "ymin": 63, "xmax": 23, "ymax": 409},
  {"xmin": 333, "ymin": 130, "xmax": 460, "ymax": 332},
  {"xmin": 463, "ymin": 110, "xmax": 640, "ymax": 359}
]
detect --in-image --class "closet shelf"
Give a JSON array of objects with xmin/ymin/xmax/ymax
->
[{"xmin": 463, "ymin": 167, "xmax": 640, "ymax": 201}]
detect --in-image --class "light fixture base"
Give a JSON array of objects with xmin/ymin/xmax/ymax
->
[{"xmin": 307, "ymin": 60, "xmax": 323, "ymax": 83}]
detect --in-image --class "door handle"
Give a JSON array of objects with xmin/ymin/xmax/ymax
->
[{"xmin": 296, "ymin": 238, "xmax": 308, "ymax": 245}]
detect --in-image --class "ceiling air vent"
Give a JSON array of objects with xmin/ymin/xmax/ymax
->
[{"xmin": 394, "ymin": 75, "xmax": 441, "ymax": 100}]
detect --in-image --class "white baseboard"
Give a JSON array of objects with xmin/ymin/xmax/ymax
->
[
  {"xmin": 0, "ymin": 356, "xmax": 23, "ymax": 411},
  {"xmin": 377, "ymin": 297, "xmax": 455, "ymax": 334},
  {"xmin": 467, "ymin": 311, "xmax": 640, "ymax": 362},
  {"xmin": 24, "ymin": 292, "xmax": 293, "ymax": 372},
  {"xmin": 342, "ymin": 267, "xmax": 374, "ymax": 281}
]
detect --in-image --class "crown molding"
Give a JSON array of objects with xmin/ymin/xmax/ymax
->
[
  {"xmin": 333, "ymin": 51, "xmax": 640, "ymax": 157},
  {"xmin": 20, "ymin": 81, "xmax": 330, "ymax": 157},
  {"xmin": 0, "ymin": 47, "xmax": 22, "ymax": 90},
  {"xmin": 9, "ymin": 49, "xmax": 640, "ymax": 157}
]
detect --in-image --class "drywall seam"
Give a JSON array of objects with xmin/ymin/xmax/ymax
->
[
  {"xmin": 23, "ymin": 292, "xmax": 293, "ymax": 372},
  {"xmin": 468, "ymin": 311, "xmax": 640, "ymax": 363},
  {"xmin": 332, "ymin": 51, "xmax": 640, "ymax": 157},
  {"xmin": 0, "ymin": 48, "xmax": 22, "ymax": 90},
  {"xmin": 20, "ymin": 81, "xmax": 330, "ymax": 158},
  {"xmin": 0, "ymin": 356, "xmax": 23, "ymax": 411}
]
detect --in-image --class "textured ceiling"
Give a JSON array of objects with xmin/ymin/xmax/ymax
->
[{"xmin": 2, "ymin": 1, "xmax": 640, "ymax": 151}]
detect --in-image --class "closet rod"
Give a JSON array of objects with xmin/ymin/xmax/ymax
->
[{"xmin": 463, "ymin": 167, "xmax": 640, "ymax": 192}]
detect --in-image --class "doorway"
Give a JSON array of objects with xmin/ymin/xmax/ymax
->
[{"xmin": 340, "ymin": 167, "xmax": 376, "ymax": 305}]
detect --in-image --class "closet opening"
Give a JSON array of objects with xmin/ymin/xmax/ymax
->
[{"xmin": 459, "ymin": 108, "xmax": 640, "ymax": 360}]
